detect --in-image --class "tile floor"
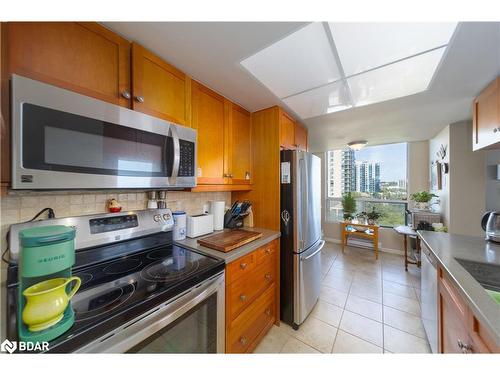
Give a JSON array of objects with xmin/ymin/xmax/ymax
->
[{"xmin": 254, "ymin": 242, "xmax": 431, "ymax": 354}]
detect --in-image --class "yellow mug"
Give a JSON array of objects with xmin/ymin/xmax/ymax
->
[{"xmin": 22, "ymin": 276, "xmax": 81, "ymax": 332}]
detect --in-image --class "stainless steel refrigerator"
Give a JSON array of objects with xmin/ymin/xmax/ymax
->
[{"xmin": 280, "ymin": 150, "xmax": 324, "ymax": 330}]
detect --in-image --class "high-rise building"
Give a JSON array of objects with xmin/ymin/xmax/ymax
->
[
  {"xmin": 327, "ymin": 149, "xmax": 356, "ymax": 197},
  {"xmin": 355, "ymin": 161, "xmax": 380, "ymax": 193}
]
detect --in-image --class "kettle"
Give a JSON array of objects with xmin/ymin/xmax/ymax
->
[{"xmin": 481, "ymin": 212, "xmax": 500, "ymax": 243}]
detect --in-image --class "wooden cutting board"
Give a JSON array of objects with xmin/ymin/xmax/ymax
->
[{"xmin": 197, "ymin": 229, "xmax": 263, "ymax": 253}]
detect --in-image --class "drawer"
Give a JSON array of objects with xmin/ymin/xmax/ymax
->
[
  {"xmin": 256, "ymin": 240, "xmax": 278, "ymax": 266},
  {"xmin": 226, "ymin": 258, "xmax": 276, "ymax": 321},
  {"xmin": 227, "ymin": 283, "xmax": 276, "ymax": 353},
  {"xmin": 226, "ymin": 251, "xmax": 256, "ymax": 284}
]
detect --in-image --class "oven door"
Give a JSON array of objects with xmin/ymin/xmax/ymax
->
[
  {"xmin": 11, "ymin": 74, "xmax": 196, "ymax": 189},
  {"xmin": 75, "ymin": 272, "xmax": 225, "ymax": 353}
]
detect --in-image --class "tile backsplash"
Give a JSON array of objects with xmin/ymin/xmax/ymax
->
[{"xmin": 0, "ymin": 190, "xmax": 230, "ymax": 253}]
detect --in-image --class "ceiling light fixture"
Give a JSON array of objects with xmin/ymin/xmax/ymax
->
[{"xmin": 347, "ymin": 141, "xmax": 368, "ymax": 150}]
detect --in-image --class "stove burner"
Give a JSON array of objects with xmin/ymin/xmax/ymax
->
[
  {"xmin": 140, "ymin": 258, "xmax": 200, "ymax": 282},
  {"xmin": 146, "ymin": 249, "xmax": 171, "ymax": 260},
  {"xmin": 78, "ymin": 273, "xmax": 94, "ymax": 286},
  {"xmin": 102, "ymin": 258, "xmax": 142, "ymax": 275},
  {"xmin": 73, "ymin": 282, "xmax": 135, "ymax": 322}
]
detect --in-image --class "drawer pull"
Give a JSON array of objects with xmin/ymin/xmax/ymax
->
[
  {"xmin": 264, "ymin": 248, "xmax": 271, "ymax": 254},
  {"xmin": 240, "ymin": 263, "xmax": 247, "ymax": 270},
  {"xmin": 265, "ymin": 273, "xmax": 272, "ymax": 281},
  {"xmin": 240, "ymin": 294, "xmax": 247, "ymax": 301},
  {"xmin": 239, "ymin": 336, "xmax": 247, "ymax": 345},
  {"xmin": 265, "ymin": 308, "xmax": 271, "ymax": 316}
]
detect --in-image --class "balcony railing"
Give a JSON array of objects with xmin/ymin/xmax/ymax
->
[{"xmin": 325, "ymin": 197, "xmax": 408, "ymax": 227}]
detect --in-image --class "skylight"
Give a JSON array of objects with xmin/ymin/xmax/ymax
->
[{"xmin": 241, "ymin": 22, "xmax": 457, "ymax": 119}]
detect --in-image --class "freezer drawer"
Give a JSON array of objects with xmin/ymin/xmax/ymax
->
[{"xmin": 294, "ymin": 240, "xmax": 324, "ymax": 325}]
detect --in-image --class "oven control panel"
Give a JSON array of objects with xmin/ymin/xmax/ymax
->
[{"xmin": 89, "ymin": 214, "xmax": 139, "ymax": 234}]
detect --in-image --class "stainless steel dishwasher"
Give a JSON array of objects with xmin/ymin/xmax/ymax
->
[{"xmin": 421, "ymin": 243, "xmax": 438, "ymax": 353}]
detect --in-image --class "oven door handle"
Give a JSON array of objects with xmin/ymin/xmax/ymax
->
[{"xmin": 169, "ymin": 125, "xmax": 180, "ymax": 185}]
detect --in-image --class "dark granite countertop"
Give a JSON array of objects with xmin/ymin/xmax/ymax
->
[
  {"xmin": 175, "ymin": 227, "xmax": 281, "ymax": 264},
  {"xmin": 418, "ymin": 231, "xmax": 500, "ymax": 346}
]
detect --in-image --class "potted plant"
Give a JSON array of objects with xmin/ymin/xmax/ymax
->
[
  {"xmin": 366, "ymin": 207, "xmax": 382, "ymax": 225},
  {"xmin": 341, "ymin": 192, "xmax": 357, "ymax": 222},
  {"xmin": 410, "ymin": 191, "xmax": 438, "ymax": 211},
  {"xmin": 356, "ymin": 211, "xmax": 367, "ymax": 224}
]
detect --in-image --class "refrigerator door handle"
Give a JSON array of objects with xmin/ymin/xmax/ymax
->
[
  {"xmin": 301, "ymin": 240, "xmax": 325, "ymax": 260},
  {"xmin": 298, "ymin": 156, "xmax": 308, "ymax": 251}
]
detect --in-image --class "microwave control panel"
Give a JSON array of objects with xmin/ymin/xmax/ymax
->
[{"xmin": 178, "ymin": 140, "xmax": 195, "ymax": 177}]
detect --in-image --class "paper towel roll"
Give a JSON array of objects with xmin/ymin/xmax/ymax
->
[{"xmin": 209, "ymin": 201, "xmax": 225, "ymax": 230}]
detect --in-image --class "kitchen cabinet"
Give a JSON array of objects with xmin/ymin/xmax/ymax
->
[
  {"xmin": 294, "ymin": 121, "xmax": 308, "ymax": 151},
  {"xmin": 191, "ymin": 80, "xmax": 253, "ymax": 189},
  {"xmin": 280, "ymin": 109, "xmax": 296, "ymax": 149},
  {"xmin": 472, "ymin": 77, "xmax": 500, "ymax": 151},
  {"xmin": 191, "ymin": 80, "xmax": 227, "ymax": 184},
  {"xmin": 1, "ymin": 22, "xmax": 131, "ymax": 186},
  {"xmin": 225, "ymin": 239, "xmax": 279, "ymax": 353},
  {"xmin": 438, "ymin": 268, "xmax": 497, "ymax": 353},
  {"xmin": 227, "ymin": 103, "xmax": 252, "ymax": 184},
  {"xmin": 131, "ymin": 43, "xmax": 191, "ymax": 126}
]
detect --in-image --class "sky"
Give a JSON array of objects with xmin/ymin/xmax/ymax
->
[{"xmin": 354, "ymin": 142, "xmax": 407, "ymax": 182}]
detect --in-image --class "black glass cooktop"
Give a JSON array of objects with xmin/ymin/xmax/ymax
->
[{"xmin": 6, "ymin": 232, "xmax": 224, "ymax": 352}]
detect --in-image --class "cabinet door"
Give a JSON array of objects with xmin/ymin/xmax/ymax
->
[
  {"xmin": 191, "ymin": 81, "xmax": 226, "ymax": 184},
  {"xmin": 439, "ymin": 273, "xmax": 470, "ymax": 353},
  {"xmin": 6, "ymin": 22, "xmax": 131, "ymax": 107},
  {"xmin": 294, "ymin": 122, "xmax": 308, "ymax": 151},
  {"xmin": 228, "ymin": 103, "xmax": 252, "ymax": 184},
  {"xmin": 280, "ymin": 111, "xmax": 296, "ymax": 149},
  {"xmin": 131, "ymin": 43, "xmax": 191, "ymax": 126},
  {"xmin": 473, "ymin": 77, "xmax": 500, "ymax": 150}
]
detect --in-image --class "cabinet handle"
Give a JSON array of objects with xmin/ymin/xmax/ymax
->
[
  {"xmin": 265, "ymin": 308, "xmax": 271, "ymax": 316},
  {"xmin": 240, "ymin": 294, "xmax": 247, "ymax": 301},
  {"xmin": 121, "ymin": 90, "xmax": 131, "ymax": 99},
  {"xmin": 264, "ymin": 248, "xmax": 271, "ymax": 254},
  {"xmin": 223, "ymin": 173, "xmax": 233, "ymax": 178},
  {"xmin": 135, "ymin": 95, "xmax": 145, "ymax": 103},
  {"xmin": 240, "ymin": 263, "xmax": 247, "ymax": 270},
  {"xmin": 457, "ymin": 339, "xmax": 472, "ymax": 353},
  {"xmin": 265, "ymin": 273, "xmax": 272, "ymax": 281},
  {"xmin": 239, "ymin": 336, "xmax": 247, "ymax": 345}
]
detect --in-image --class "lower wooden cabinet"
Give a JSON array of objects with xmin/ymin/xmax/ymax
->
[
  {"xmin": 225, "ymin": 239, "xmax": 279, "ymax": 353},
  {"xmin": 438, "ymin": 268, "xmax": 498, "ymax": 353}
]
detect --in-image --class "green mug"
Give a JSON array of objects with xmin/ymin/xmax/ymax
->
[{"xmin": 22, "ymin": 277, "xmax": 81, "ymax": 332}]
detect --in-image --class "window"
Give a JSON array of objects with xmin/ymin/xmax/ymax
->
[{"xmin": 325, "ymin": 143, "xmax": 408, "ymax": 227}]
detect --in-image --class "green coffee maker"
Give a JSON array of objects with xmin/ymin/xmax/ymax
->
[{"xmin": 18, "ymin": 225, "xmax": 80, "ymax": 343}]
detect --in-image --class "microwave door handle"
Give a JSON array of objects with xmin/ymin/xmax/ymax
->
[{"xmin": 169, "ymin": 125, "xmax": 180, "ymax": 183}]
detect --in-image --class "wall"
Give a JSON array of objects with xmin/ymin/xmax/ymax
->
[
  {"xmin": 0, "ymin": 189, "xmax": 230, "ymax": 340},
  {"xmin": 429, "ymin": 121, "xmax": 486, "ymax": 236},
  {"xmin": 449, "ymin": 121, "xmax": 485, "ymax": 236},
  {"xmin": 485, "ymin": 149, "xmax": 500, "ymax": 211},
  {"xmin": 320, "ymin": 141, "xmax": 429, "ymax": 253}
]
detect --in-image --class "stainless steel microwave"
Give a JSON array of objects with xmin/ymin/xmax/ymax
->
[{"xmin": 11, "ymin": 75, "xmax": 196, "ymax": 189}]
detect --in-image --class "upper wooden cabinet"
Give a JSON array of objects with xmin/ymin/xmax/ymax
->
[
  {"xmin": 191, "ymin": 80, "xmax": 253, "ymax": 187},
  {"xmin": 191, "ymin": 80, "xmax": 227, "ymax": 184},
  {"xmin": 473, "ymin": 77, "xmax": 500, "ymax": 151},
  {"xmin": 5, "ymin": 22, "xmax": 131, "ymax": 108},
  {"xmin": 227, "ymin": 103, "xmax": 252, "ymax": 184},
  {"xmin": 294, "ymin": 122, "xmax": 308, "ymax": 151},
  {"xmin": 131, "ymin": 43, "xmax": 191, "ymax": 126},
  {"xmin": 279, "ymin": 110, "xmax": 296, "ymax": 150}
]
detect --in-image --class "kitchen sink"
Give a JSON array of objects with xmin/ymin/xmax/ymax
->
[{"xmin": 455, "ymin": 258, "xmax": 500, "ymax": 304}]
